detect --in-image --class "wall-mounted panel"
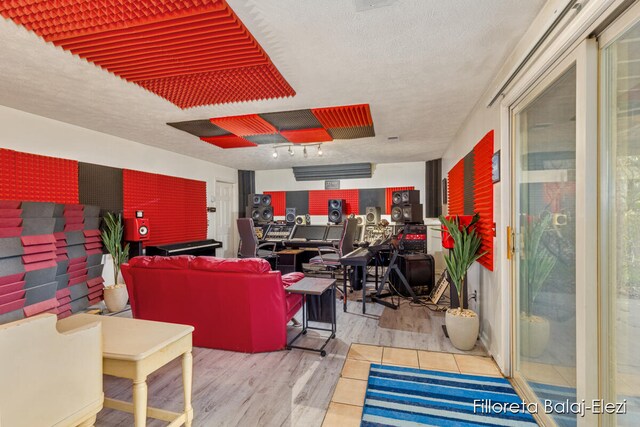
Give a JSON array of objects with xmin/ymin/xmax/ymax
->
[{"xmin": 78, "ymin": 163, "xmax": 123, "ymax": 215}]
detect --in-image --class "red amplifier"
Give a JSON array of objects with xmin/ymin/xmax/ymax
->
[{"xmin": 124, "ymin": 218, "xmax": 150, "ymax": 242}]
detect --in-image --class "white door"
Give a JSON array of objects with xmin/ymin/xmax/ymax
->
[{"xmin": 215, "ymin": 181, "xmax": 235, "ymax": 258}]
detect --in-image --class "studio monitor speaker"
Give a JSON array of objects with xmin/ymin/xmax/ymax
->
[
  {"xmin": 391, "ymin": 204, "xmax": 423, "ymax": 223},
  {"xmin": 295, "ymin": 215, "xmax": 307, "ymax": 225},
  {"xmin": 328, "ymin": 199, "xmax": 346, "ymax": 224},
  {"xmin": 124, "ymin": 218, "xmax": 150, "ymax": 241},
  {"xmin": 248, "ymin": 193, "xmax": 262, "ymax": 207},
  {"xmin": 365, "ymin": 206, "xmax": 381, "ymax": 225},
  {"xmin": 392, "ymin": 190, "xmax": 420, "ymax": 206},
  {"xmin": 261, "ymin": 194, "xmax": 272, "ymax": 206},
  {"xmin": 285, "ymin": 208, "xmax": 296, "ymax": 225},
  {"xmin": 249, "ymin": 205, "xmax": 274, "ymax": 224}
]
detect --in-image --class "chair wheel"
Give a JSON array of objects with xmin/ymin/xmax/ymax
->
[
  {"xmin": 302, "ymin": 330, "xmax": 307, "ymax": 335},
  {"xmin": 320, "ymin": 350, "xmax": 327, "ymax": 357},
  {"xmin": 330, "ymin": 333, "xmax": 336, "ymax": 339}
]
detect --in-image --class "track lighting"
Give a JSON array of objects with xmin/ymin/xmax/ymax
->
[
  {"xmin": 303, "ymin": 147, "xmax": 308, "ymax": 158},
  {"xmin": 318, "ymin": 145, "xmax": 323, "ymax": 156},
  {"xmin": 272, "ymin": 149, "xmax": 278, "ymax": 158},
  {"xmin": 271, "ymin": 143, "xmax": 324, "ymax": 159},
  {"xmin": 288, "ymin": 146, "xmax": 294, "ymax": 156}
]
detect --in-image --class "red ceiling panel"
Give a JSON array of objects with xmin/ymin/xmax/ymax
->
[
  {"xmin": 0, "ymin": 1, "xmax": 295, "ymax": 108},
  {"xmin": 200, "ymin": 135, "xmax": 257, "ymax": 149},
  {"xmin": 280, "ymin": 128, "xmax": 333, "ymax": 144},
  {"xmin": 211, "ymin": 114, "xmax": 277, "ymax": 136},
  {"xmin": 311, "ymin": 104, "xmax": 373, "ymax": 128}
]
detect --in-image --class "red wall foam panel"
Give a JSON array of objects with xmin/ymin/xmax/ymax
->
[
  {"xmin": 0, "ymin": 149, "xmax": 79, "ymax": 204},
  {"xmin": 280, "ymin": 128, "xmax": 333, "ymax": 144},
  {"xmin": 311, "ymin": 104, "xmax": 373, "ymax": 129},
  {"xmin": 384, "ymin": 187, "xmax": 415, "ymax": 214},
  {"xmin": 123, "ymin": 170, "xmax": 206, "ymax": 246},
  {"xmin": 447, "ymin": 159, "xmax": 465, "ymax": 216},
  {"xmin": 473, "ymin": 131, "xmax": 494, "ymax": 271},
  {"xmin": 308, "ymin": 190, "xmax": 359, "ymax": 216},
  {"xmin": 0, "ymin": 1, "xmax": 295, "ymax": 108},
  {"xmin": 211, "ymin": 115, "xmax": 276, "ymax": 136},
  {"xmin": 264, "ymin": 191, "xmax": 286, "ymax": 217}
]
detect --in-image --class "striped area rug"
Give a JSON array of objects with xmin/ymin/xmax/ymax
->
[{"xmin": 362, "ymin": 364, "xmax": 538, "ymax": 426}]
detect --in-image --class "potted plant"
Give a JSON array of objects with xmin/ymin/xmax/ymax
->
[
  {"xmin": 101, "ymin": 212, "xmax": 130, "ymax": 312},
  {"xmin": 520, "ymin": 213, "xmax": 557, "ymax": 357},
  {"xmin": 439, "ymin": 213, "xmax": 486, "ymax": 350}
]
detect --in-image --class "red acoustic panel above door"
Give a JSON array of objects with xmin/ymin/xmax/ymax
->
[{"xmin": 0, "ymin": 1, "xmax": 295, "ymax": 108}]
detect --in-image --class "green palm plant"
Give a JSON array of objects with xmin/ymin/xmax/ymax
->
[
  {"xmin": 101, "ymin": 212, "xmax": 130, "ymax": 285},
  {"xmin": 521, "ymin": 213, "xmax": 557, "ymax": 312},
  {"xmin": 439, "ymin": 213, "xmax": 487, "ymax": 314}
]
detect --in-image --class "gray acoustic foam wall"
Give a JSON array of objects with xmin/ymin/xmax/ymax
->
[
  {"xmin": 425, "ymin": 159, "xmax": 442, "ymax": 218},
  {"xmin": 286, "ymin": 191, "xmax": 309, "ymax": 215},
  {"xmin": 463, "ymin": 152, "xmax": 475, "ymax": 215},
  {"xmin": 358, "ymin": 188, "xmax": 385, "ymax": 214},
  {"xmin": 78, "ymin": 163, "xmax": 123, "ymax": 215},
  {"xmin": 238, "ymin": 170, "xmax": 255, "ymax": 218}
]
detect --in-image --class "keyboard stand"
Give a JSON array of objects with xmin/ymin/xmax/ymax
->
[{"xmin": 371, "ymin": 249, "xmax": 419, "ymax": 310}]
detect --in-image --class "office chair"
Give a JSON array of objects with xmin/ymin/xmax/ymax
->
[
  {"xmin": 237, "ymin": 218, "xmax": 278, "ymax": 264},
  {"xmin": 307, "ymin": 218, "xmax": 358, "ymax": 281}
]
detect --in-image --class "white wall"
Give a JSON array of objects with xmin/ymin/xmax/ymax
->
[
  {"xmin": 255, "ymin": 162, "xmax": 427, "ymax": 223},
  {"xmin": 0, "ymin": 104, "xmax": 239, "ymax": 283}
]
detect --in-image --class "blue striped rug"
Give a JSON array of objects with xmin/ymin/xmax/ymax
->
[{"xmin": 362, "ymin": 364, "xmax": 538, "ymax": 426}]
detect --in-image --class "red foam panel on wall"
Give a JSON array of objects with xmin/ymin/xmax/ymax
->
[
  {"xmin": 384, "ymin": 187, "xmax": 415, "ymax": 214},
  {"xmin": 264, "ymin": 191, "xmax": 286, "ymax": 217},
  {"xmin": 0, "ymin": 149, "xmax": 79, "ymax": 204},
  {"xmin": 308, "ymin": 190, "xmax": 359, "ymax": 216},
  {"xmin": 0, "ymin": 1, "xmax": 295, "ymax": 108},
  {"xmin": 447, "ymin": 160, "xmax": 465, "ymax": 216},
  {"xmin": 473, "ymin": 131, "xmax": 494, "ymax": 271},
  {"xmin": 123, "ymin": 170, "xmax": 207, "ymax": 246},
  {"xmin": 311, "ymin": 104, "xmax": 373, "ymax": 128}
]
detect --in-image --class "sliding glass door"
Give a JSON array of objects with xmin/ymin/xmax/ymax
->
[{"xmin": 601, "ymin": 13, "xmax": 640, "ymax": 427}]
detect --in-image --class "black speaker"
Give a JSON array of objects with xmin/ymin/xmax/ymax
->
[
  {"xmin": 365, "ymin": 206, "xmax": 381, "ymax": 225},
  {"xmin": 392, "ymin": 190, "xmax": 420, "ymax": 206},
  {"xmin": 391, "ymin": 204, "xmax": 423, "ymax": 223},
  {"xmin": 248, "ymin": 193, "xmax": 262, "ymax": 207},
  {"xmin": 249, "ymin": 205, "xmax": 273, "ymax": 223},
  {"xmin": 261, "ymin": 194, "xmax": 272, "ymax": 206},
  {"xmin": 389, "ymin": 253, "xmax": 435, "ymax": 297},
  {"xmin": 285, "ymin": 208, "xmax": 296, "ymax": 225},
  {"xmin": 328, "ymin": 199, "xmax": 345, "ymax": 224}
]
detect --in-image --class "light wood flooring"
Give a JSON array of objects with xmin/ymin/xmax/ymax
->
[{"xmin": 96, "ymin": 298, "xmax": 490, "ymax": 426}]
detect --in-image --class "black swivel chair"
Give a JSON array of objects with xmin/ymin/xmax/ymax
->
[
  {"xmin": 237, "ymin": 218, "xmax": 278, "ymax": 265},
  {"xmin": 307, "ymin": 218, "xmax": 358, "ymax": 280}
]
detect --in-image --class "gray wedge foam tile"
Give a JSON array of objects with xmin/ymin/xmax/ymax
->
[
  {"xmin": 243, "ymin": 134, "xmax": 289, "ymax": 145},
  {"xmin": 55, "ymin": 273, "xmax": 70, "ymax": 290},
  {"xmin": 86, "ymin": 253, "xmax": 103, "ymax": 267},
  {"xmin": 259, "ymin": 109, "xmax": 322, "ymax": 131},
  {"xmin": 70, "ymin": 297, "xmax": 89, "ymax": 313},
  {"xmin": 24, "ymin": 267, "xmax": 57, "ymax": 289},
  {"xmin": 66, "ymin": 245, "xmax": 87, "ymax": 259},
  {"xmin": 84, "ymin": 218, "xmax": 100, "ymax": 230},
  {"xmin": 167, "ymin": 120, "xmax": 231, "ymax": 137},
  {"xmin": 327, "ymin": 125, "xmax": 375, "ymax": 140},
  {"xmin": 25, "ymin": 281, "xmax": 57, "ymax": 305},
  {"xmin": 21, "ymin": 218, "xmax": 55, "ymax": 236},
  {"xmin": 65, "ymin": 231, "xmax": 85, "ymax": 246},
  {"xmin": 0, "ymin": 309, "xmax": 24, "ymax": 325},
  {"xmin": 83, "ymin": 206, "xmax": 101, "ymax": 217},
  {"xmin": 87, "ymin": 264, "xmax": 105, "ymax": 279},
  {"xmin": 20, "ymin": 202, "xmax": 56, "ymax": 218},
  {"xmin": 0, "ymin": 238, "xmax": 24, "ymax": 259},
  {"xmin": 54, "ymin": 217, "xmax": 66, "ymax": 233},
  {"xmin": 69, "ymin": 283, "xmax": 89, "ymax": 300},
  {"xmin": 0, "ymin": 256, "xmax": 24, "ymax": 278},
  {"xmin": 56, "ymin": 259, "xmax": 69, "ymax": 276}
]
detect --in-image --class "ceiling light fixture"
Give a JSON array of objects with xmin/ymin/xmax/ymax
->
[
  {"xmin": 271, "ymin": 143, "xmax": 324, "ymax": 160},
  {"xmin": 318, "ymin": 145, "xmax": 323, "ymax": 156},
  {"xmin": 288, "ymin": 146, "xmax": 294, "ymax": 156},
  {"xmin": 272, "ymin": 149, "xmax": 278, "ymax": 158},
  {"xmin": 303, "ymin": 147, "xmax": 308, "ymax": 158}
]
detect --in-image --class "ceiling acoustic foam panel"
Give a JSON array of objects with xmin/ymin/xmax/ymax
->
[
  {"xmin": 0, "ymin": 0, "xmax": 295, "ymax": 108},
  {"xmin": 280, "ymin": 128, "xmax": 333, "ymax": 144},
  {"xmin": 312, "ymin": 104, "xmax": 374, "ymax": 128},
  {"xmin": 200, "ymin": 135, "xmax": 257, "ymax": 149}
]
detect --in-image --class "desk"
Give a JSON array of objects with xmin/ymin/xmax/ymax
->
[
  {"xmin": 285, "ymin": 277, "xmax": 336, "ymax": 357},
  {"xmin": 57, "ymin": 314, "xmax": 194, "ymax": 427},
  {"xmin": 276, "ymin": 249, "xmax": 305, "ymax": 274}
]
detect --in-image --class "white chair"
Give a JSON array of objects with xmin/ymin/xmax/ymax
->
[{"xmin": 0, "ymin": 314, "xmax": 103, "ymax": 427}]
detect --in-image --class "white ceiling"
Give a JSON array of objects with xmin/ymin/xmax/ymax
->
[{"xmin": 0, "ymin": 0, "xmax": 545, "ymax": 171}]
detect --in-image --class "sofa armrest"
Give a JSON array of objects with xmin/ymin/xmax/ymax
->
[{"xmin": 282, "ymin": 272, "xmax": 305, "ymax": 288}]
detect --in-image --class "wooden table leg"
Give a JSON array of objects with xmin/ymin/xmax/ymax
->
[
  {"xmin": 183, "ymin": 351, "xmax": 194, "ymax": 427},
  {"xmin": 133, "ymin": 378, "xmax": 148, "ymax": 427}
]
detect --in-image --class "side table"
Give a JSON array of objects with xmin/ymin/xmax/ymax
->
[
  {"xmin": 285, "ymin": 277, "xmax": 337, "ymax": 357},
  {"xmin": 57, "ymin": 314, "xmax": 194, "ymax": 427}
]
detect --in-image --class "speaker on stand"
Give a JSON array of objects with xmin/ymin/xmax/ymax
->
[
  {"xmin": 328, "ymin": 199, "xmax": 346, "ymax": 224},
  {"xmin": 365, "ymin": 206, "xmax": 381, "ymax": 226},
  {"xmin": 285, "ymin": 208, "xmax": 296, "ymax": 225},
  {"xmin": 247, "ymin": 193, "xmax": 273, "ymax": 225},
  {"xmin": 124, "ymin": 210, "xmax": 150, "ymax": 257},
  {"xmin": 390, "ymin": 190, "xmax": 423, "ymax": 224}
]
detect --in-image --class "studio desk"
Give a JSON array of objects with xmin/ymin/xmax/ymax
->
[{"xmin": 264, "ymin": 238, "xmax": 341, "ymax": 274}]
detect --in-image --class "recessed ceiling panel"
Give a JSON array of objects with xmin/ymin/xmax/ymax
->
[
  {"xmin": 328, "ymin": 125, "xmax": 375, "ymax": 139},
  {"xmin": 312, "ymin": 104, "xmax": 373, "ymax": 128},
  {"xmin": 167, "ymin": 120, "xmax": 230, "ymax": 137},
  {"xmin": 200, "ymin": 135, "xmax": 257, "ymax": 149},
  {"xmin": 259, "ymin": 109, "xmax": 322, "ymax": 131},
  {"xmin": 0, "ymin": 0, "xmax": 295, "ymax": 108},
  {"xmin": 281, "ymin": 128, "xmax": 333, "ymax": 144}
]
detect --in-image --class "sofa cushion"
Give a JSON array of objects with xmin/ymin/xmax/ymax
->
[
  {"xmin": 190, "ymin": 256, "xmax": 271, "ymax": 274},
  {"xmin": 127, "ymin": 256, "xmax": 194, "ymax": 270},
  {"xmin": 282, "ymin": 272, "xmax": 305, "ymax": 288}
]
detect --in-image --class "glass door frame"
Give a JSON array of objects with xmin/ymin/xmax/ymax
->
[{"xmin": 507, "ymin": 38, "xmax": 599, "ymax": 427}]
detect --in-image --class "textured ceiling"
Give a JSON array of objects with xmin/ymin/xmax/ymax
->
[{"xmin": 0, "ymin": 0, "xmax": 545, "ymax": 171}]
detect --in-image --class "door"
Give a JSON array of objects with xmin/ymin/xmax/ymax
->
[
  {"xmin": 600, "ymin": 7, "xmax": 640, "ymax": 426},
  {"xmin": 510, "ymin": 39, "xmax": 598, "ymax": 427},
  {"xmin": 215, "ymin": 181, "xmax": 235, "ymax": 258}
]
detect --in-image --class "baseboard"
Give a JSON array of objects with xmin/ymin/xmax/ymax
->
[{"xmin": 479, "ymin": 332, "xmax": 505, "ymax": 376}]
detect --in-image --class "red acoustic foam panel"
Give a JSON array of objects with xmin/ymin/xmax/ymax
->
[
  {"xmin": 0, "ymin": 149, "xmax": 79, "ymax": 204},
  {"xmin": 123, "ymin": 170, "xmax": 207, "ymax": 246},
  {"xmin": 473, "ymin": 130, "xmax": 494, "ymax": 271},
  {"xmin": 448, "ymin": 160, "xmax": 465, "ymax": 216},
  {"xmin": 0, "ymin": 1, "xmax": 295, "ymax": 108},
  {"xmin": 200, "ymin": 135, "xmax": 257, "ymax": 149},
  {"xmin": 311, "ymin": 104, "xmax": 373, "ymax": 129},
  {"xmin": 264, "ymin": 191, "xmax": 286, "ymax": 217},
  {"xmin": 211, "ymin": 115, "xmax": 276, "ymax": 136},
  {"xmin": 384, "ymin": 187, "xmax": 415, "ymax": 214},
  {"xmin": 281, "ymin": 128, "xmax": 333, "ymax": 144},
  {"xmin": 308, "ymin": 190, "xmax": 359, "ymax": 216}
]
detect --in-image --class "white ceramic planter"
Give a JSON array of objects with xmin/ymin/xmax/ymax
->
[
  {"xmin": 103, "ymin": 285, "xmax": 128, "ymax": 312},
  {"xmin": 445, "ymin": 309, "xmax": 479, "ymax": 351},
  {"xmin": 520, "ymin": 315, "xmax": 550, "ymax": 358}
]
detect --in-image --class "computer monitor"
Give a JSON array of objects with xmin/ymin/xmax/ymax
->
[
  {"xmin": 292, "ymin": 225, "xmax": 327, "ymax": 240},
  {"xmin": 325, "ymin": 225, "xmax": 344, "ymax": 241}
]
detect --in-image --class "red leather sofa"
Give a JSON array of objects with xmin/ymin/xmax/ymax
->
[{"xmin": 121, "ymin": 256, "xmax": 304, "ymax": 353}]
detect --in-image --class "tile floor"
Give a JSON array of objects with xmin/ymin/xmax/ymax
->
[{"xmin": 322, "ymin": 343, "xmax": 503, "ymax": 427}]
